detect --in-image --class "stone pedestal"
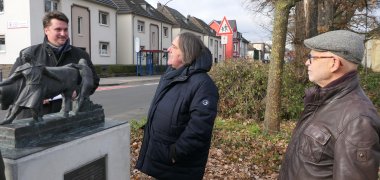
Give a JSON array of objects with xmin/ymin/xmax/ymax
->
[{"xmin": 0, "ymin": 106, "xmax": 130, "ymax": 180}]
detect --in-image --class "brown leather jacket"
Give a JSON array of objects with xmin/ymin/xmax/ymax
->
[{"xmin": 279, "ymin": 72, "xmax": 380, "ymax": 180}]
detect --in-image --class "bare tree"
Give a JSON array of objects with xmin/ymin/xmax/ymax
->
[
  {"xmin": 263, "ymin": 0, "xmax": 301, "ymax": 133},
  {"xmin": 246, "ymin": 0, "xmax": 379, "ymax": 133}
]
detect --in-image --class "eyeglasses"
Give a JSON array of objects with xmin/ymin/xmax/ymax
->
[{"xmin": 307, "ymin": 54, "xmax": 334, "ymax": 64}]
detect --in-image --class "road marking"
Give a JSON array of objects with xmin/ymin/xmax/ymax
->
[
  {"xmin": 96, "ymin": 83, "xmax": 158, "ymax": 92},
  {"xmin": 143, "ymin": 82, "xmax": 159, "ymax": 86},
  {"xmin": 96, "ymin": 85, "xmax": 132, "ymax": 92}
]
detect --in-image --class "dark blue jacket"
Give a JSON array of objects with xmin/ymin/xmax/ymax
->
[{"xmin": 136, "ymin": 48, "xmax": 219, "ymax": 180}]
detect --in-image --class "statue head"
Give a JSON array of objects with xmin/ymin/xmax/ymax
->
[
  {"xmin": 21, "ymin": 53, "xmax": 35, "ymax": 64},
  {"xmin": 78, "ymin": 58, "xmax": 89, "ymax": 66}
]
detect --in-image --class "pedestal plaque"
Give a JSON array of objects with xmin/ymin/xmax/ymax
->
[{"xmin": 64, "ymin": 156, "xmax": 106, "ymax": 180}]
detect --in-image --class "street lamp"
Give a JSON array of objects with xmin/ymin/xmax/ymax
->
[{"xmin": 164, "ymin": 0, "xmax": 173, "ymax": 6}]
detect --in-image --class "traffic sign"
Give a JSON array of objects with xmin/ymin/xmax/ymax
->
[
  {"xmin": 221, "ymin": 35, "xmax": 228, "ymax": 44},
  {"xmin": 217, "ymin": 16, "xmax": 233, "ymax": 35}
]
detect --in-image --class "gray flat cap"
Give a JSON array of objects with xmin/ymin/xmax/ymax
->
[{"xmin": 304, "ymin": 30, "xmax": 365, "ymax": 64}]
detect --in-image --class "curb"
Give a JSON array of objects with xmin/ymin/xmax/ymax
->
[{"xmin": 99, "ymin": 78, "xmax": 160, "ymax": 87}]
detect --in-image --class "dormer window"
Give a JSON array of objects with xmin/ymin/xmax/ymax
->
[{"xmin": 182, "ymin": 18, "xmax": 188, "ymax": 24}]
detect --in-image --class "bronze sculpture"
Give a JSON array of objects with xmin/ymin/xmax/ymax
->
[
  {"xmin": 69, "ymin": 59, "xmax": 95, "ymax": 114},
  {"xmin": 0, "ymin": 54, "xmax": 95, "ymax": 125},
  {"xmin": 0, "ymin": 53, "xmax": 61, "ymax": 124}
]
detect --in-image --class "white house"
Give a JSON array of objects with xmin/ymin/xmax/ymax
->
[
  {"xmin": 364, "ymin": 28, "xmax": 380, "ymax": 72},
  {"xmin": 113, "ymin": 0, "xmax": 173, "ymax": 66},
  {"xmin": 0, "ymin": 0, "xmax": 117, "ymax": 70}
]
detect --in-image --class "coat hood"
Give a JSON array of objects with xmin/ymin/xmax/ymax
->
[{"xmin": 188, "ymin": 47, "xmax": 213, "ymax": 73}]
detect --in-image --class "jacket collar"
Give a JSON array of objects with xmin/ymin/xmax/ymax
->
[
  {"xmin": 43, "ymin": 36, "xmax": 72, "ymax": 53},
  {"xmin": 304, "ymin": 71, "xmax": 359, "ymax": 105}
]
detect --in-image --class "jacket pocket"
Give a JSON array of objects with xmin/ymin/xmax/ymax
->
[
  {"xmin": 148, "ymin": 132, "xmax": 177, "ymax": 165},
  {"xmin": 299, "ymin": 124, "xmax": 331, "ymax": 163}
]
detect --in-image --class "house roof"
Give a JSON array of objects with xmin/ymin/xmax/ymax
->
[
  {"xmin": 242, "ymin": 37, "xmax": 249, "ymax": 43},
  {"xmin": 189, "ymin": 16, "xmax": 218, "ymax": 37},
  {"xmin": 157, "ymin": 3, "xmax": 203, "ymax": 34},
  {"xmin": 247, "ymin": 44, "xmax": 256, "ymax": 51},
  {"xmin": 88, "ymin": 0, "xmax": 118, "ymax": 8},
  {"xmin": 112, "ymin": 0, "xmax": 173, "ymax": 24}
]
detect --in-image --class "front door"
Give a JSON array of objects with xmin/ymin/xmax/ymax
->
[
  {"xmin": 150, "ymin": 24, "xmax": 159, "ymax": 50},
  {"xmin": 71, "ymin": 5, "xmax": 90, "ymax": 55}
]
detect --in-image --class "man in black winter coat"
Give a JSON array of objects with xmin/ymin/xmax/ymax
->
[
  {"xmin": 136, "ymin": 32, "xmax": 219, "ymax": 179},
  {"xmin": 8, "ymin": 11, "xmax": 99, "ymax": 119}
]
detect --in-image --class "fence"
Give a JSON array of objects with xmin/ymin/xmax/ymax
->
[{"xmin": 136, "ymin": 50, "xmax": 168, "ymax": 76}]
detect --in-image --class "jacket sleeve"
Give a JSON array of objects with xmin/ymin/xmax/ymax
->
[
  {"xmin": 173, "ymin": 78, "xmax": 219, "ymax": 161},
  {"xmin": 333, "ymin": 116, "xmax": 380, "ymax": 180}
]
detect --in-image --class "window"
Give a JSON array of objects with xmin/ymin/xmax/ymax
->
[
  {"xmin": 151, "ymin": 32, "xmax": 156, "ymax": 47},
  {"xmin": 137, "ymin": 21, "xmax": 145, "ymax": 33},
  {"xmin": 45, "ymin": 0, "xmax": 58, "ymax": 12},
  {"xmin": 209, "ymin": 40, "xmax": 213, "ymax": 47},
  {"xmin": 99, "ymin": 42, "xmax": 109, "ymax": 56},
  {"xmin": 0, "ymin": 35, "xmax": 5, "ymax": 52},
  {"xmin": 0, "ymin": 0, "xmax": 4, "ymax": 13},
  {"xmin": 78, "ymin": 16, "xmax": 82, "ymax": 34},
  {"xmin": 163, "ymin": 27, "xmax": 168, "ymax": 37},
  {"xmin": 99, "ymin": 11, "xmax": 109, "ymax": 25}
]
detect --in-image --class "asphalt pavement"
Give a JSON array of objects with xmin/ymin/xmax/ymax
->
[{"xmin": 99, "ymin": 75, "xmax": 161, "ymax": 86}]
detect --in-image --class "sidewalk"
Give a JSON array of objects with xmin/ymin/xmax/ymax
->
[{"xmin": 99, "ymin": 75, "xmax": 161, "ymax": 86}]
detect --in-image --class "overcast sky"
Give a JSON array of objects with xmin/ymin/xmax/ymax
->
[{"xmin": 144, "ymin": 0, "xmax": 273, "ymax": 43}]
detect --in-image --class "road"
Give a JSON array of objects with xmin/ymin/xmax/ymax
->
[{"xmin": 0, "ymin": 82, "xmax": 158, "ymax": 122}]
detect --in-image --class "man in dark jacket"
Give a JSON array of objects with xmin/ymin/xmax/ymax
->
[
  {"xmin": 8, "ymin": 11, "xmax": 99, "ymax": 118},
  {"xmin": 279, "ymin": 30, "xmax": 380, "ymax": 180},
  {"xmin": 136, "ymin": 32, "xmax": 219, "ymax": 179}
]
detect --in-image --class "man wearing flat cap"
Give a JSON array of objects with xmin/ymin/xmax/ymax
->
[{"xmin": 279, "ymin": 30, "xmax": 380, "ymax": 180}]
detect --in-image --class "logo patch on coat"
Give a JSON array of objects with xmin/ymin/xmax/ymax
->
[{"xmin": 202, "ymin": 99, "xmax": 209, "ymax": 106}]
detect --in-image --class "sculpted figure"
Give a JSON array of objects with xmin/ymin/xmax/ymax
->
[
  {"xmin": 0, "ymin": 53, "xmax": 61, "ymax": 124},
  {"xmin": 69, "ymin": 58, "xmax": 95, "ymax": 113}
]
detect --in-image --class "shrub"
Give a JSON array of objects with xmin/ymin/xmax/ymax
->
[
  {"xmin": 210, "ymin": 60, "xmax": 380, "ymax": 121},
  {"xmin": 210, "ymin": 60, "xmax": 269, "ymax": 121},
  {"xmin": 359, "ymin": 67, "xmax": 380, "ymax": 110}
]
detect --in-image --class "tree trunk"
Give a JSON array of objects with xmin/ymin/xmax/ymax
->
[
  {"xmin": 293, "ymin": 0, "xmax": 318, "ymax": 81},
  {"xmin": 264, "ymin": 0, "xmax": 298, "ymax": 133},
  {"xmin": 305, "ymin": 0, "xmax": 318, "ymax": 37}
]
